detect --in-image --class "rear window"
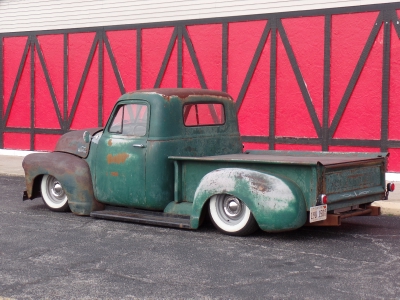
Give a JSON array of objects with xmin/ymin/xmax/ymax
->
[{"xmin": 183, "ymin": 103, "xmax": 225, "ymax": 126}]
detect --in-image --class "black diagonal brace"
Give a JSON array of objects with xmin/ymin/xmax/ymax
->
[
  {"xmin": 277, "ymin": 20, "xmax": 322, "ymax": 137},
  {"xmin": 3, "ymin": 37, "xmax": 31, "ymax": 125},
  {"xmin": 329, "ymin": 12, "xmax": 383, "ymax": 138},
  {"xmin": 154, "ymin": 28, "xmax": 178, "ymax": 88},
  {"xmin": 33, "ymin": 37, "xmax": 64, "ymax": 129},
  {"xmin": 104, "ymin": 32, "xmax": 126, "ymax": 95},
  {"xmin": 236, "ymin": 21, "xmax": 271, "ymax": 112},
  {"xmin": 67, "ymin": 33, "xmax": 100, "ymax": 127}
]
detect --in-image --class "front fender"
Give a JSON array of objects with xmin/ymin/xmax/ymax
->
[
  {"xmin": 191, "ymin": 168, "xmax": 307, "ymax": 232},
  {"xmin": 22, "ymin": 152, "xmax": 104, "ymax": 215}
]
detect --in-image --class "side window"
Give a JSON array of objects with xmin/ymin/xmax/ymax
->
[
  {"xmin": 183, "ymin": 103, "xmax": 225, "ymax": 126},
  {"xmin": 109, "ymin": 104, "xmax": 148, "ymax": 136}
]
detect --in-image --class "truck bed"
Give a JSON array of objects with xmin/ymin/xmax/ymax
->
[{"xmin": 170, "ymin": 150, "xmax": 387, "ymax": 211}]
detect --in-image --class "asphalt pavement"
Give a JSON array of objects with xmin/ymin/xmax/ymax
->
[
  {"xmin": 1, "ymin": 175, "xmax": 400, "ymax": 299},
  {"xmin": 1, "ymin": 152, "xmax": 400, "ymax": 215}
]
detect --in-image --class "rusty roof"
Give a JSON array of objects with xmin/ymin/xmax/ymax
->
[{"xmin": 127, "ymin": 88, "xmax": 233, "ymax": 100}]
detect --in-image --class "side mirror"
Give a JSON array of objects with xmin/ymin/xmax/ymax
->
[{"xmin": 83, "ymin": 131, "xmax": 91, "ymax": 143}]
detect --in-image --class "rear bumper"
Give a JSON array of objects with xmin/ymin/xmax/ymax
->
[{"xmin": 305, "ymin": 205, "xmax": 380, "ymax": 226}]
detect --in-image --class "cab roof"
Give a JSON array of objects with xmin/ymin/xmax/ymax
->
[{"xmin": 119, "ymin": 88, "xmax": 234, "ymax": 102}]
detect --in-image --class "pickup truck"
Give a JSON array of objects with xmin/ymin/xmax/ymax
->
[{"xmin": 22, "ymin": 88, "xmax": 394, "ymax": 236}]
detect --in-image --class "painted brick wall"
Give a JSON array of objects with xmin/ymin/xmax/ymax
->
[{"xmin": 2, "ymin": 3, "xmax": 400, "ymax": 171}]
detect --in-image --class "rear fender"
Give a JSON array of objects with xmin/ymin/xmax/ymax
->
[
  {"xmin": 191, "ymin": 168, "xmax": 307, "ymax": 232},
  {"xmin": 22, "ymin": 152, "xmax": 104, "ymax": 215}
]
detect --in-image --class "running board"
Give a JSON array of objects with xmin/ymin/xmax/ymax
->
[
  {"xmin": 90, "ymin": 206, "xmax": 191, "ymax": 229},
  {"xmin": 305, "ymin": 205, "xmax": 381, "ymax": 227}
]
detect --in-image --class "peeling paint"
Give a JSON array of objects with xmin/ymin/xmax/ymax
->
[
  {"xmin": 194, "ymin": 168, "xmax": 295, "ymax": 212},
  {"xmin": 106, "ymin": 153, "xmax": 129, "ymax": 164},
  {"xmin": 54, "ymin": 127, "xmax": 103, "ymax": 158}
]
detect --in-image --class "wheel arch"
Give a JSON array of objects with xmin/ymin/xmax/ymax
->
[
  {"xmin": 190, "ymin": 168, "xmax": 307, "ymax": 232},
  {"xmin": 22, "ymin": 152, "xmax": 104, "ymax": 215},
  {"xmin": 29, "ymin": 174, "xmax": 44, "ymax": 200}
]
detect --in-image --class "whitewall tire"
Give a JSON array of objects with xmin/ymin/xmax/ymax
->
[
  {"xmin": 209, "ymin": 194, "xmax": 258, "ymax": 236},
  {"xmin": 41, "ymin": 175, "xmax": 70, "ymax": 212}
]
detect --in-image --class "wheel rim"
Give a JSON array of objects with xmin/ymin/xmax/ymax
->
[
  {"xmin": 45, "ymin": 175, "xmax": 67, "ymax": 205},
  {"xmin": 215, "ymin": 194, "xmax": 247, "ymax": 226}
]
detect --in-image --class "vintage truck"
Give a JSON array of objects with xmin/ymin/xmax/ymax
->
[{"xmin": 22, "ymin": 88, "xmax": 394, "ymax": 236}]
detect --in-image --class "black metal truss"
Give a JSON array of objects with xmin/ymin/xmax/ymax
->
[{"xmin": 0, "ymin": 3, "xmax": 400, "ymax": 151}]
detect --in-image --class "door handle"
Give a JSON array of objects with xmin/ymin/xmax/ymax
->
[{"xmin": 133, "ymin": 144, "xmax": 146, "ymax": 148}]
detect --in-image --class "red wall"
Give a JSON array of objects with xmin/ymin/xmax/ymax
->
[{"xmin": 2, "ymin": 5, "xmax": 400, "ymax": 170}]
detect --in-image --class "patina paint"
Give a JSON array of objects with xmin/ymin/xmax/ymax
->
[
  {"xmin": 163, "ymin": 201, "xmax": 193, "ymax": 216},
  {"xmin": 54, "ymin": 127, "xmax": 103, "ymax": 158},
  {"xmin": 22, "ymin": 152, "xmax": 104, "ymax": 215},
  {"xmin": 21, "ymin": 89, "xmax": 390, "ymax": 232},
  {"xmin": 94, "ymin": 134, "xmax": 147, "ymax": 208},
  {"xmin": 106, "ymin": 153, "xmax": 129, "ymax": 164},
  {"xmin": 190, "ymin": 168, "xmax": 307, "ymax": 231},
  {"xmin": 89, "ymin": 89, "xmax": 242, "ymax": 211},
  {"xmin": 171, "ymin": 157, "xmax": 317, "ymax": 209}
]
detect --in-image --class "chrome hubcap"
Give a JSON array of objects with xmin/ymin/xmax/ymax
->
[
  {"xmin": 223, "ymin": 197, "xmax": 242, "ymax": 217},
  {"xmin": 51, "ymin": 182, "xmax": 64, "ymax": 198},
  {"xmin": 214, "ymin": 194, "xmax": 246, "ymax": 226},
  {"xmin": 46, "ymin": 177, "xmax": 66, "ymax": 203}
]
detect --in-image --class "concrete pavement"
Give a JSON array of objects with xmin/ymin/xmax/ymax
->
[
  {"xmin": 1, "ymin": 151, "xmax": 400, "ymax": 215},
  {"xmin": 0, "ymin": 155, "xmax": 26, "ymax": 177}
]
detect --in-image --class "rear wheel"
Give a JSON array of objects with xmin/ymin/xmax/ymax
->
[
  {"xmin": 41, "ymin": 175, "xmax": 70, "ymax": 212},
  {"xmin": 209, "ymin": 194, "xmax": 258, "ymax": 236}
]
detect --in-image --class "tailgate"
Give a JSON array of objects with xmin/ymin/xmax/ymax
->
[{"xmin": 322, "ymin": 158, "xmax": 386, "ymax": 209}]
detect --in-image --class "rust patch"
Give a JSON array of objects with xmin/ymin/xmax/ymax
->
[
  {"xmin": 108, "ymin": 139, "xmax": 113, "ymax": 146},
  {"xmin": 110, "ymin": 172, "xmax": 119, "ymax": 177},
  {"xmin": 107, "ymin": 153, "xmax": 129, "ymax": 164},
  {"xmin": 128, "ymin": 88, "xmax": 233, "ymax": 102},
  {"xmin": 248, "ymin": 174, "xmax": 272, "ymax": 193}
]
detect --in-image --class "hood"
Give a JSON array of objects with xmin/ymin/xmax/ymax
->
[{"xmin": 54, "ymin": 127, "xmax": 103, "ymax": 158}]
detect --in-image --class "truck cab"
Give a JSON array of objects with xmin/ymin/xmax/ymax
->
[{"xmin": 88, "ymin": 89, "xmax": 242, "ymax": 211}]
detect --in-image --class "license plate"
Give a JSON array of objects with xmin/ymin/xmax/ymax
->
[{"xmin": 309, "ymin": 205, "xmax": 327, "ymax": 223}]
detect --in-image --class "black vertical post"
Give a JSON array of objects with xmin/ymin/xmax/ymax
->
[
  {"xmin": 98, "ymin": 30, "xmax": 104, "ymax": 127},
  {"xmin": 63, "ymin": 33, "xmax": 68, "ymax": 132},
  {"xmin": 0, "ymin": 34, "xmax": 4, "ymax": 148},
  {"xmin": 222, "ymin": 23, "xmax": 228, "ymax": 92},
  {"xmin": 177, "ymin": 26, "xmax": 183, "ymax": 88},
  {"xmin": 137, "ymin": 28, "xmax": 142, "ymax": 90},
  {"xmin": 269, "ymin": 18, "xmax": 277, "ymax": 150},
  {"xmin": 322, "ymin": 14, "xmax": 331, "ymax": 151},
  {"xmin": 30, "ymin": 36, "xmax": 35, "ymax": 150},
  {"xmin": 381, "ymin": 11, "xmax": 391, "ymax": 152}
]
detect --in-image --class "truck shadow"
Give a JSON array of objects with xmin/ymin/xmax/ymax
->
[{"xmin": 197, "ymin": 215, "xmax": 400, "ymax": 241}]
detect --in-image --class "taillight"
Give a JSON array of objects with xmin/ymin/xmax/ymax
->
[
  {"xmin": 317, "ymin": 194, "xmax": 328, "ymax": 205},
  {"xmin": 387, "ymin": 182, "xmax": 395, "ymax": 192}
]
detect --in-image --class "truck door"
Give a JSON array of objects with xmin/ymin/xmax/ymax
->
[{"xmin": 94, "ymin": 101, "xmax": 149, "ymax": 208}]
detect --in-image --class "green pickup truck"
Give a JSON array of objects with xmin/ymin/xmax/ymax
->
[{"xmin": 22, "ymin": 89, "xmax": 394, "ymax": 235}]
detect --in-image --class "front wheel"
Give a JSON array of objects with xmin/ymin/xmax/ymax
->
[
  {"xmin": 209, "ymin": 194, "xmax": 258, "ymax": 236},
  {"xmin": 41, "ymin": 175, "xmax": 70, "ymax": 212}
]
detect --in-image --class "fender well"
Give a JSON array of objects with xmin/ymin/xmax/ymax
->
[
  {"xmin": 22, "ymin": 152, "xmax": 104, "ymax": 215},
  {"xmin": 191, "ymin": 168, "xmax": 307, "ymax": 232}
]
